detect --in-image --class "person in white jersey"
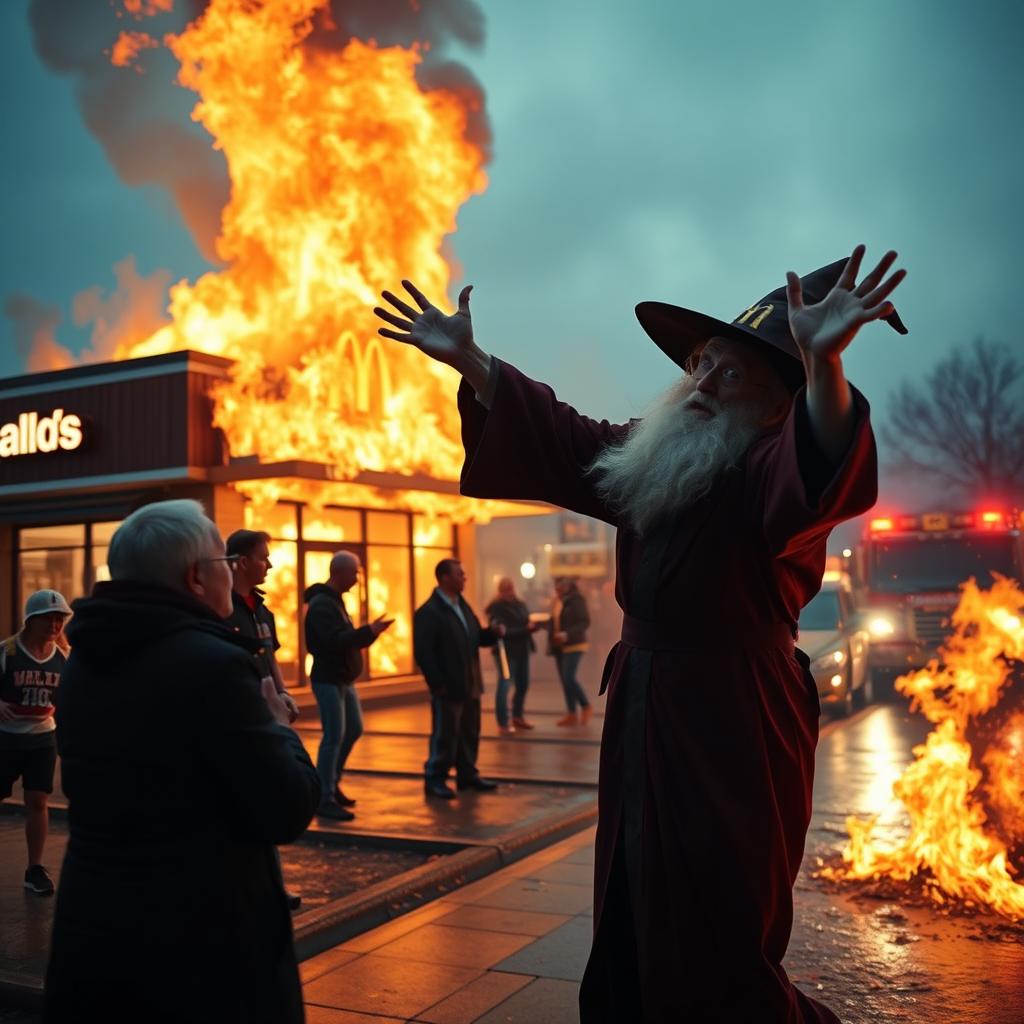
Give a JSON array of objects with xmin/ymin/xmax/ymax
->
[{"xmin": 0, "ymin": 589, "xmax": 72, "ymax": 895}]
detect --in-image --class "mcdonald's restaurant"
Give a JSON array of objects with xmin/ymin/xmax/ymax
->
[{"xmin": 0, "ymin": 350, "xmax": 543, "ymax": 697}]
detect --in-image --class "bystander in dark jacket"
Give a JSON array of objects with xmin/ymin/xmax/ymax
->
[
  {"xmin": 549, "ymin": 578, "xmax": 592, "ymax": 725},
  {"xmin": 46, "ymin": 580, "xmax": 320, "ymax": 1023},
  {"xmin": 302, "ymin": 552, "xmax": 391, "ymax": 820},
  {"xmin": 485, "ymin": 579, "xmax": 536, "ymax": 732},
  {"xmin": 414, "ymin": 558, "xmax": 500, "ymax": 797},
  {"xmin": 304, "ymin": 583, "xmax": 375, "ymax": 685}
]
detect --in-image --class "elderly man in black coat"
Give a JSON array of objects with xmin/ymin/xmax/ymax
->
[
  {"xmin": 414, "ymin": 557, "xmax": 502, "ymax": 799},
  {"xmin": 45, "ymin": 500, "xmax": 320, "ymax": 1024}
]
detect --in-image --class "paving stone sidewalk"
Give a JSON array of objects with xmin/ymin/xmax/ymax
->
[{"xmin": 301, "ymin": 826, "xmax": 597, "ymax": 1023}]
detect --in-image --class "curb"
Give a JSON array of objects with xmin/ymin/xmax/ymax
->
[{"xmin": 292, "ymin": 797, "xmax": 597, "ymax": 961}]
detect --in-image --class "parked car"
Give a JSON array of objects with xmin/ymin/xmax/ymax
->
[{"xmin": 799, "ymin": 579, "xmax": 871, "ymax": 717}]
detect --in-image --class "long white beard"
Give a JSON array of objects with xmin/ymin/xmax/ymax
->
[{"xmin": 590, "ymin": 378, "xmax": 764, "ymax": 535}]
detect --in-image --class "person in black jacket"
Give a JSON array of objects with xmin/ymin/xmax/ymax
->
[
  {"xmin": 225, "ymin": 528, "xmax": 299, "ymax": 723},
  {"xmin": 225, "ymin": 527, "xmax": 303, "ymax": 910},
  {"xmin": 304, "ymin": 551, "xmax": 391, "ymax": 821},
  {"xmin": 45, "ymin": 499, "xmax": 320, "ymax": 1024},
  {"xmin": 414, "ymin": 558, "xmax": 502, "ymax": 799},
  {"xmin": 549, "ymin": 577, "xmax": 593, "ymax": 726},
  {"xmin": 484, "ymin": 577, "xmax": 538, "ymax": 734}
]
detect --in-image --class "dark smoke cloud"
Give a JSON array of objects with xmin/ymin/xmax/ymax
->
[
  {"xmin": 29, "ymin": 0, "xmax": 229, "ymax": 262},
  {"xmin": 26, "ymin": 0, "xmax": 491, "ymax": 263},
  {"xmin": 4, "ymin": 293, "xmax": 72, "ymax": 372}
]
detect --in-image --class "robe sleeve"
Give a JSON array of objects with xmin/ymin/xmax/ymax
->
[
  {"xmin": 458, "ymin": 358, "xmax": 630, "ymax": 524},
  {"xmin": 745, "ymin": 383, "xmax": 878, "ymax": 560}
]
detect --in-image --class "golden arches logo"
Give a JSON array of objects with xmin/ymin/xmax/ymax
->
[
  {"xmin": 734, "ymin": 303, "xmax": 774, "ymax": 330},
  {"xmin": 334, "ymin": 331, "xmax": 393, "ymax": 417}
]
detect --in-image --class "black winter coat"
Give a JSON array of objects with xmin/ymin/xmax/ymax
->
[
  {"xmin": 303, "ymin": 583, "xmax": 376, "ymax": 686},
  {"xmin": 45, "ymin": 581, "xmax": 320, "ymax": 1024},
  {"xmin": 483, "ymin": 597, "xmax": 535, "ymax": 660},
  {"xmin": 413, "ymin": 590, "xmax": 498, "ymax": 701}
]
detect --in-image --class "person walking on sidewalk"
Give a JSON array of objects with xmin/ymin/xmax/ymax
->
[
  {"xmin": 485, "ymin": 577, "xmax": 537, "ymax": 735},
  {"xmin": 375, "ymin": 245, "xmax": 904, "ymax": 1023},
  {"xmin": 46, "ymin": 500, "xmax": 320, "ymax": 1024},
  {"xmin": 415, "ymin": 558, "xmax": 502, "ymax": 798},
  {"xmin": 0, "ymin": 589, "xmax": 71, "ymax": 897},
  {"xmin": 550, "ymin": 577, "xmax": 592, "ymax": 727},
  {"xmin": 225, "ymin": 528, "xmax": 303, "ymax": 910},
  {"xmin": 304, "ymin": 551, "xmax": 392, "ymax": 821}
]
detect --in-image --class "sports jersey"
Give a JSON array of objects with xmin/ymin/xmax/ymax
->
[{"xmin": 0, "ymin": 637, "xmax": 66, "ymax": 736}]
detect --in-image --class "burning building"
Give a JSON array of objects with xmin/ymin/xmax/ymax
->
[{"xmin": 1, "ymin": 0, "xmax": 545, "ymax": 688}]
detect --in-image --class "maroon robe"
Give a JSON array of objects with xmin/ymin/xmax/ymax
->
[{"xmin": 458, "ymin": 360, "xmax": 877, "ymax": 1023}]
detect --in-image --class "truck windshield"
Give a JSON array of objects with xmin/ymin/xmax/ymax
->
[
  {"xmin": 870, "ymin": 535, "xmax": 1018, "ymax": 593},
  {"xmin": 800, "ymin": 589, "xmax": 841, "ymax": 630}
]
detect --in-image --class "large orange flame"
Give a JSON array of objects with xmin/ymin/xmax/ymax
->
[
  {"xmin": 104, "ymin": 0, "xmax": 505, "ymax": 672},
  {"xmin": 114, "ymin": 0, "xmax": 486, "ymax": 483},
  {"xmin": 821, "ymin": 576, "xmax": 1024, "ymax": 919}
]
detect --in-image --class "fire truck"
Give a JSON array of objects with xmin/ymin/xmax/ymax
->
[{"xmin": 851, "ymin": 508, "xmax": 1024, "ymax": 694}]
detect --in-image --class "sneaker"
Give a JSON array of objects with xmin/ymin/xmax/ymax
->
[
  {"xmin": 24, "ymin": 864, "xmax": 54, "ymax": 896},
  {"xmin": 580, "ymin": 705, "xmax": 594, "ymax": 725},
  {"xmin": 555, "ymin": 713, "xmax": 578, "ymax": 727},
  {"xmin": 498, "ymin": 725, "xmax": 516, "ymax": 736},
  {"xmin": 511, "ymin": 717, "xmax": 535, "ymax": 730},
  {"xmin": 316, "ymin": 801, "xmax": 355, "ymax": 822}
]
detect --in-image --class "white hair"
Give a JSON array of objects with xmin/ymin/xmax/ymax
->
[
  {"xmin": 589, "ymin": 377, "xmax": 766, "ymax": 535},
  {"xmin": 108, "ymin": 499, "xmax": 221, "ymax": 590}
]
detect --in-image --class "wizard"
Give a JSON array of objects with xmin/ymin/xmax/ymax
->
[{"xmin": 375, "ymin": 245, "xmax": 905, "ymax": 1022}]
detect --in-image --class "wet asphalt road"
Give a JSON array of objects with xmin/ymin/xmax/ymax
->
[{"xmin": 790, "ymin": 704, "xmax": 1024, "ymax": 1024}]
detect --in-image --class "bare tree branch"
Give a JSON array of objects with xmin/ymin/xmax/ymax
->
[{"xmin": 880, "ymin": 338, "xmax": 1024, "ymax": 502}]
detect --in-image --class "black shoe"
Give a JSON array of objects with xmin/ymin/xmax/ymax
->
[
  {"xmin": 286, "ymin": 892, "xmax": 302, "ymax": 911},
  {"xmin": 316, "ymin": 801, "xmax": 355, "ymax": 821},
  {"xmin": 457, "ymin": 777, "xmax": 498, "ymax": 792},
  {"xmin": 334, "ymin": 786, "xmax": 356, "ymax": 808},
  {"xmin": 424, "ymin": 780, "xmax": 456, "ymax": 799},
  {"xmin": 24, "ymin": 864, "xmax": 55, "ymax": 896}
]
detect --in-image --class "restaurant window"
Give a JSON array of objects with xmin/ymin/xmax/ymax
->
[
  {"xmin": 15, "ymin": 521, "xmax": 123, "ymax": 625},
  {"xmin": 303, "ymin": 507, "xmax": 362, "ymax": 543},
  {"xmin": 243, "ymin": 501, "xmax": 456, "ymax": 683}
]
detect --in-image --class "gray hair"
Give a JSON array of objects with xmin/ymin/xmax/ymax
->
[{"xmin": 108, "ymin": 499, "xmax": 221, "ymax": 590}]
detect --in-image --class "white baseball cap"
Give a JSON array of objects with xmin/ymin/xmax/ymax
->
[{"xmin": 24, "ymin": 589, "xmax": 73, "ymax": 621}]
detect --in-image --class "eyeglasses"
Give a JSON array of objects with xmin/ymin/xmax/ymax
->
[{"xmin": 202, "ymin": 555, "xmax": 241, "ymax": 570}]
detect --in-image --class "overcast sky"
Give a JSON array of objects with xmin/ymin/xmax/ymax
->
[{"xmin": 2, "ymin": 0, "xmax": 1021, "ymax": 507}]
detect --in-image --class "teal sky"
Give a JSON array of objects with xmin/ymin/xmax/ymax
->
[{"xmin": 2, "ymin": 1, "xmax": 1021, "ymax": 506}]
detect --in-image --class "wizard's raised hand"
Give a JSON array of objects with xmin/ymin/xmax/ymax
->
[
  {"xmin": 374, "ymin": 280, "xmax": 475, "ymax": 369},
  {"xmin": 786, "ymin": 245, "xmax": 906, "ymax": 364}
]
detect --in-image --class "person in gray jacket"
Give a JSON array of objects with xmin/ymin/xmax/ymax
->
[{"xmin": 304, "ymin": 551, "xmax": 392, "ymax": 821}]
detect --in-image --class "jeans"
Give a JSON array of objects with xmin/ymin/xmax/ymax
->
[
  {"xmin": 554, "ymin": 651, "xmax": 589, "ymax": 712},
  {"xmin": 312, "ymin": 682, "xmax": 364, "ymax": 802},
  {"xmin": 494, "ymin": 650, "xmax": 530, "ymax": 727}
]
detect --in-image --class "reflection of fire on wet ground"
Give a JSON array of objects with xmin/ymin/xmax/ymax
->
[{"xmin": 817, "ymin": 576, "xmax": 1024, "ymax": 925}]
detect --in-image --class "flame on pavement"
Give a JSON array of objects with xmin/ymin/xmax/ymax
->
[{"xmin": 821, "ymin": 576, "xmax": 1024, "ymax": 919}]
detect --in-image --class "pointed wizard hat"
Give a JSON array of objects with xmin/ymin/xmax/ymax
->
[{"xmin": 635, "ymin": 257, "xmax": 908, "ymax": 390}]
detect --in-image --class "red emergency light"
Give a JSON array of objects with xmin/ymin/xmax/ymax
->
[
  {"xmin": 980, "ymin": 510, "xmax": 1005, "ymax": 529},
  {"xmin": 869, "ymin": 517, "xmax": 894, "ymax": 532}
]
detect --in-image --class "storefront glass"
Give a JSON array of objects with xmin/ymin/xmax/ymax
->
[
  {"xmin": 15, "ymin": 521, "xmax": 122, "ymax": 622},
  {"xmin": 244, "ymin": 502, "xmax": 456, "ymax": 683}
]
